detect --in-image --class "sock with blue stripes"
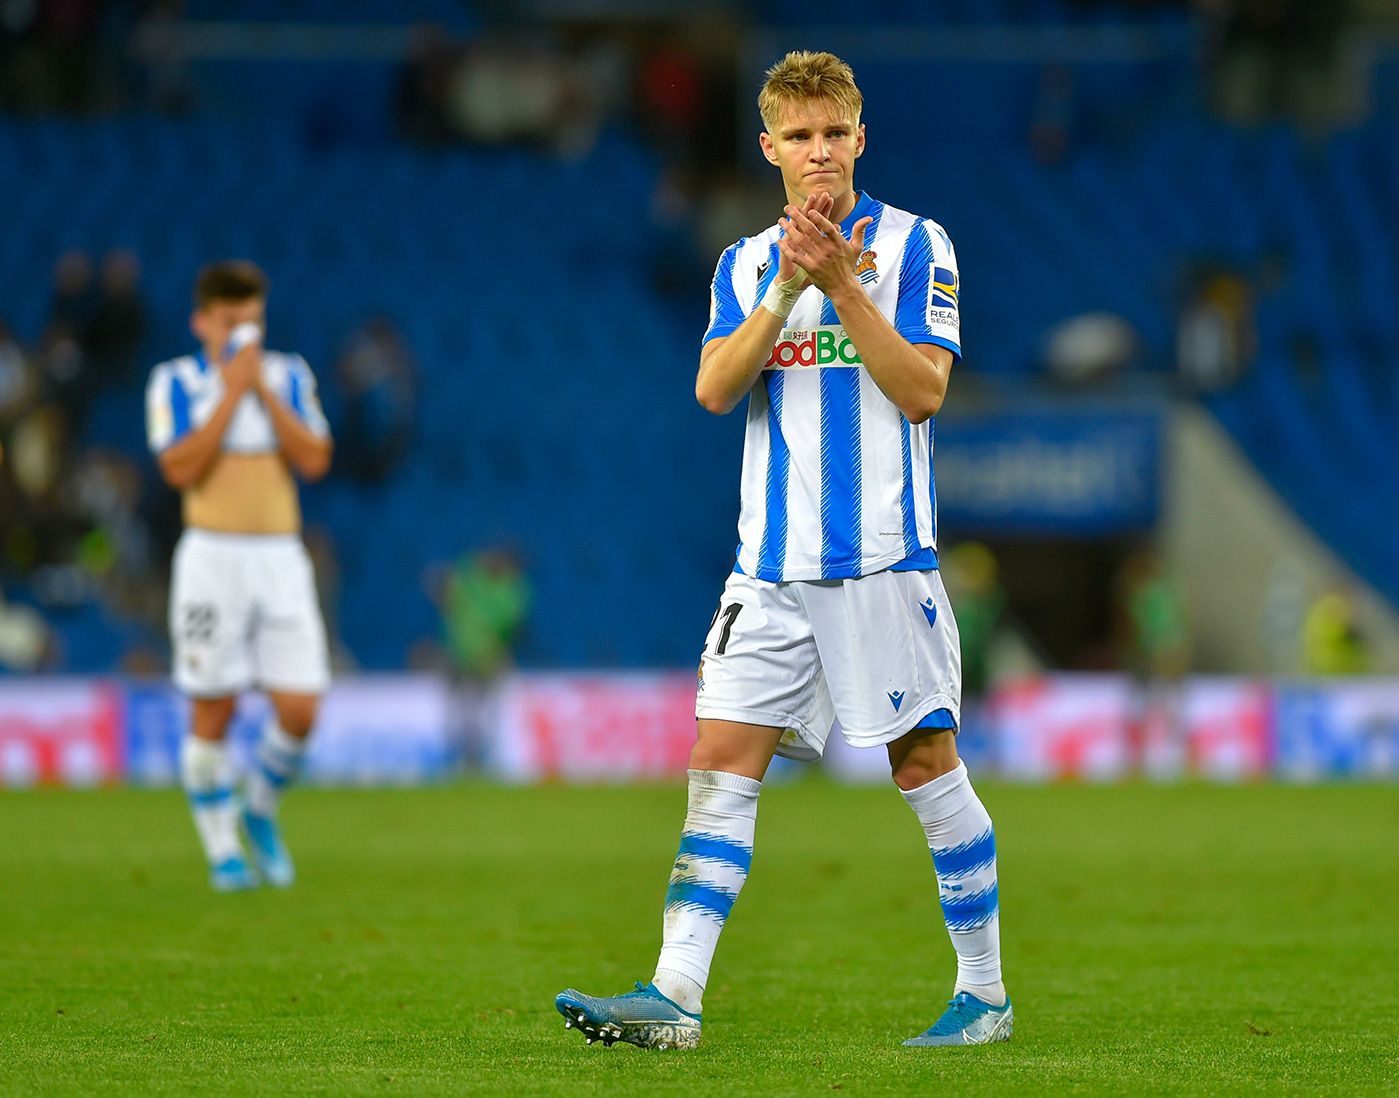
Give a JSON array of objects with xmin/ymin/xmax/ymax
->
[
  {"xmin": 244, "ymin": 720, "xmax": 307, "ymax": 819},
  {"xmin": 901, "ymin": 761, "xmax": 1005, "ymax": 1006},
  {"xmin": 652, "ymin": 768, "xmax": 761, "ymax": 1015},
  {"xmin": 180, "ymin": 735, "xmax": 241, "ymax": 867}
]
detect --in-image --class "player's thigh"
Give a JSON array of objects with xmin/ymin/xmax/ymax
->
[
  {"xmin": 694, "ymin": 571, "xmax": 832, "ymax": 761},
  {"xmin": 169, "ymin": 532, "xmax": 254, "ymax": 696},
  {"xmin": 692, "ymin": 718, "xmax": 785, "ymax": 781},
  {"xmin": 802, "ymin": 567, "xmax": 962, "ymax": 744},
  {"xmin": 252, "ymin": 540, "xmax": 331, "ymax": 696}
]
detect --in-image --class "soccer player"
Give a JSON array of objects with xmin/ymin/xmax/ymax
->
[
  {"xmin": 145, "ymin": 261, "xmax": 333, "ymax": 891},
  {"xmin": 556, "ymin": 51, "xmax": 1009, "ymax": 1048}
]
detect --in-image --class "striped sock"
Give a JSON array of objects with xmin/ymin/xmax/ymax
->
[
  {"xmin": 180, "ymin": 736, "xmax": 241, "ymax": 866},
  {"xmin": 652, "ymin": 769, "xmax": 761, "ymax": 1014},
  {"xmin": 244, "ymin": 720, "xmax": 307, "ymax": 819},
  {"xmin": 901, "ymin": 761, "xmax": 1004, "ymax": 1002}
]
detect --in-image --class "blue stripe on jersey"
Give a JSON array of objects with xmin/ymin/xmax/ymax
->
[
  {"xmin": 898, "ymin": 416, "xmax": 919, "ymax": 556},
  {"xmin": 928, "ymin": 418, "xmax": 938, "ymax": 543},
  {"xmin": 288, "ymin": 366, "xmax": 305, "ymax": 419},
  {"xmin": 755, "ymin": 371, "xmax": 789, "ymax": 580},
  {"xmin": 819, "ymin": 366, "xmax": 861, "ymax": 577},
  {"xmin": 702, "ymin": 241, "xmax": 744, "ymax": 343},
  {"xmin": 895, "ymin": 221, "xmax": 935, "ymax": 342},
  {"xmin": 861, "ymin": 199, "xmax": 886, "ymax": 250},
  {"xmin": 890, "ymin": 546, "xmax": 938, "ymax": 571},
  {"xmin": 169, "ymin": 373, "xmax": 192, "ymax": 443}
]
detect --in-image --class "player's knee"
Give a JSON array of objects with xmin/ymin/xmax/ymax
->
[
  {"xmin": 270, "ymin": 694, "xmax": 319, "ymax": 738},
  {"xmin": 191, "ymin": 697, "xmax": 237, "ymax": 740},
  {"xmin": 888, "ymin": 730, "xmax": 959, "ymax": 790}
]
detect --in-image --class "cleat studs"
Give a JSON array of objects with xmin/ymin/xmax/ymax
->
[{"xmin": 564, "ymin": 1020, "xmax": 573, "ymax": 1029}]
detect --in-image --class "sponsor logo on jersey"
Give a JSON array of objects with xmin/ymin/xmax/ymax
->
[
  {"xmin": 931, "ymin": 266, "xmax": 959, "ymax": 308},
  {"xmin": 765, "ymin": 325, "xmax": 863, "ymax": 369}
]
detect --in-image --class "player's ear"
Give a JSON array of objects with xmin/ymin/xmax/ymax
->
[
  {"xmin": 189, "ymin": 309, "xmax": 204, "ymax": 343},
  {"xmin": 854, "ymin": 123, "xmax": 866, "ymax": 159},
  {"xmin": 759, "ymin": 131, "xmax": 780, "ymax": 167}
]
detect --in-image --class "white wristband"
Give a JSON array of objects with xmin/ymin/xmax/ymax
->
[{"xmin": 760, "ymin": 271, "xmax": 808, "ymax": 321}]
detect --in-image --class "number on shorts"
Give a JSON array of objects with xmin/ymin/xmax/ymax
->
[
  {"xmin": 182, "ymin": 603, "xmax": 218, "ymax": 644},
  {"xmin": 713, "ymin": 602, "xmax": 742, "ymax": 656}
]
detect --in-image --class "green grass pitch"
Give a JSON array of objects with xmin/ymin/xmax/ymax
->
[{"xmin": 3, "ymin": 780, "xmax": 1398, "ymax": 1095}]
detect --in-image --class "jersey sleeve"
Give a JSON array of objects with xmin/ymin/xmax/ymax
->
[
  {"xmin": 145, "ymin": 364, "xmax": 191, "ymax": 453},
  {"xmin": 893, "ymin": 221, "xmax": 961, "ymax": 361},
  {"xmin": 701, "ymin": 242, "xmax": 744, "ymax": 345},
  {"xmin": 284, "ymin": 354, "xmax": 330, "ymax": 438}
]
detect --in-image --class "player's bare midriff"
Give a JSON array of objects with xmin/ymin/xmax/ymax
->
[{"xmin": 184, "ymin": 452, "xmax": 301, "ymax": 535}]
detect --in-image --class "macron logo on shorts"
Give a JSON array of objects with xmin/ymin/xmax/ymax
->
[
  {"xmin": 888, "ymin": 689, "xmax": 905, "ymax": 712},
  {"xmin": 921, "ymin": 597, "xmax": 938, "ymax": 628}
]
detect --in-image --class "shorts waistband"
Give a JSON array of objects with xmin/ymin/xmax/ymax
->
[{"xmin": 181, "ymin": 527, "xmax": 303, "ymax": 548}]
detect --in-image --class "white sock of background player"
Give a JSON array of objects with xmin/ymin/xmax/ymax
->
[{"xmin": 180, "ymin": 735, "xmax": 242, "ymax": 867}]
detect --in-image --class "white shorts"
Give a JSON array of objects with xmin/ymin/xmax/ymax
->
[
  {"xmin": 169, "ymin": 529, "xmax": 331, "ymax": 698},
  {"xmin": 695, "ymin": 567, "xmax": 962, "ymax": 761}
]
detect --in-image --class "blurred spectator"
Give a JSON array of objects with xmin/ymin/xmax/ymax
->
[
  {"xmin": 334, "ymin": 316, "xmax": 416, "ymax": 484},
  {"xmin": 396, "ymin": 24, "xmax": 456, "ymax": 144},
  {"xmin": 129, "ymin": 0, "xmax": 193, "ymax": 114},
  {"xmin": 1115, "ymin": 549, "xmax": 1189, "ymax": 775},
  {"xmin": 49, "ymin": 250, "xmax": 96, "ymax": 332},
  {"xmin": 0, "ymin": 584, "xmax": 54, "ymax": 671},
  {"xmin": 446, "ymin": 38, "xmax": 598, "ymax": 156},
  {"xmin": 1303, "ymin": 588, "xmax": 1371, "ymax": 675},
  {"xmin": 83, "ymin": 250, "xmax": 146, "ymax": 388},
  {"xmin": 0, "ymin": 319, "xmax": 36, "ymax": 424},
  {"xmin": 439, "ymin": 548, "xmax": 531, "ymax": 682},
  {"xmin": 1044, "ymin": 312, "xmax": 1139, "ymax": 385},
  {"xmin": 1176, "ymin": 265, "xmax": 1255, "ymax": 392},
  {"xmin": 63, "ymin": 449, "xmax": 160, "ymax": 620},
  {"xmin": 942, "ymin": 543, "xmax": 1008, "ymax": 701},
  {"xmin": 1115, "ymin": 549, "xmax": 1189, "ymax": 680},
  {"xmin": 1202, "ymin": 0, "xmax": 1350, "ymax": 128}
]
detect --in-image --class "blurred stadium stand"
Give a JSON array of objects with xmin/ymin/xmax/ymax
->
[{"xmin": 2, "ymin": 1, "xmax": 1398, "ymax": 677}]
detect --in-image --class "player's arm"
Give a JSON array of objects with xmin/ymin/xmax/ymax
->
[
  {"xmin": 694, "ymin": 311, "xmax": 787, "ymax": 415},
  {"xmin": 695, "ymin": 192, "xmax": 833, "ymax": 415},
  {"xmin": 781, "ymin": 205, "xmax": 953, "ymax": 424},
  {"xmin": 257, "ymin": 362, "xmax": 333, "ymax": 481},
  {"xmin": 154, "ymin": 346, "xmax": 259, "ymax": 490}
]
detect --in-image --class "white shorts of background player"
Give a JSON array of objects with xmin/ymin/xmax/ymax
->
[{"xmin": 170, "ymin": 529, "xmax": 331, "ymax": 697}]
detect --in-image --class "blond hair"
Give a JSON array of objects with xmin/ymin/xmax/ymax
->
[{"xmin": 758, "ymin": 50, "xmax": 863, "ymax": 132}]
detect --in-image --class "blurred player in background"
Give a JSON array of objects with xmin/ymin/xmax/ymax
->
[
  {"xmin": 557, "ymin": 51, "xmax": 1009, "ymax": 1049},
  {"xmin": 145, "ymin": 262, "xmax": 333, "ymax": 891}
]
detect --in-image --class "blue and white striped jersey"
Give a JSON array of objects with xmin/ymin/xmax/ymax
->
[
  {"xmin": 145, "ymin": 350, "xmax": 329, "ymax": 455},
  {"xmin": 702, "ymin": 191, "xmax": 961, "ymax": 582}
]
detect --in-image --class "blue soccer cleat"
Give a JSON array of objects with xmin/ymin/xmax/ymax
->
[
  {"xmin": 555, "ymin": 982, "xmax": 701, "ymax": 1050},
  {"xmin": 241, "ymin": 809, "xmax": 295, "ymax": 888},
  {"xmin": 209, "ymin": 854, "xmax": 259, "ymax": 892},
  {"xmin": 903, "ymin": 991, "xmax": 1013, "ymax": 1047}
]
